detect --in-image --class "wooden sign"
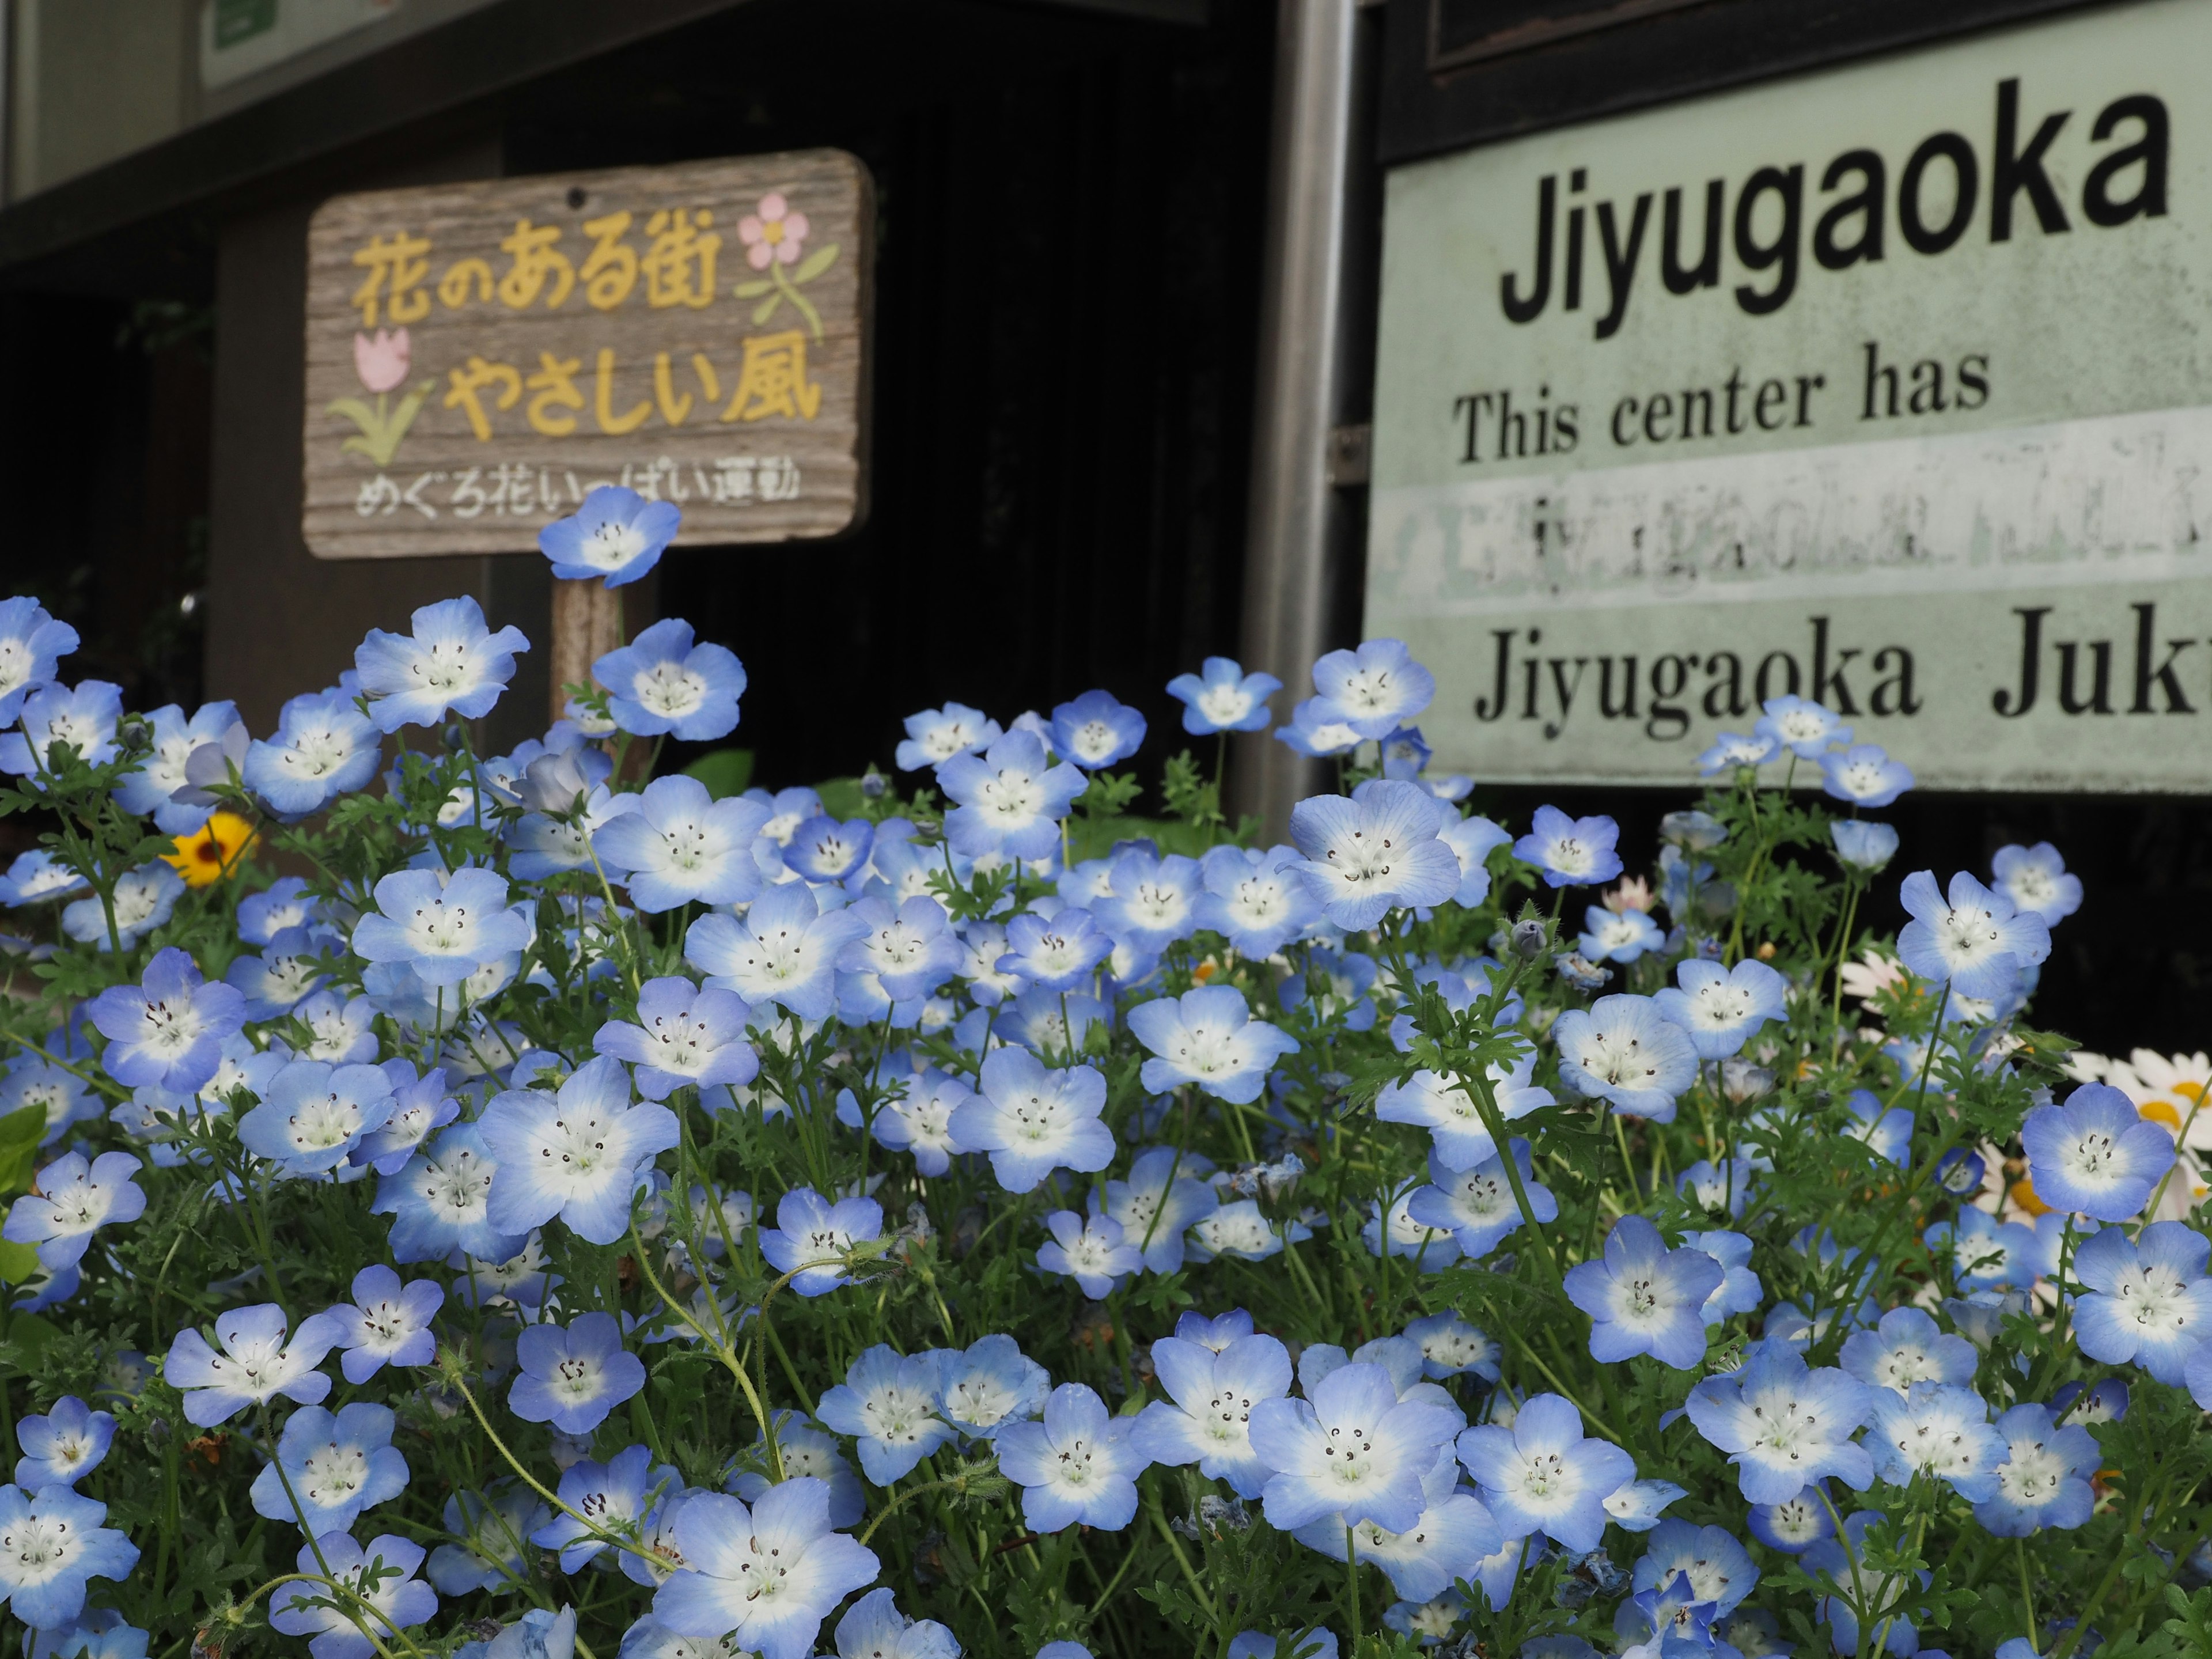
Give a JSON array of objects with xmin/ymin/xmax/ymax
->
[{"xmin": 302, "ymin": 150, "xmax": 873, "ymax": 558}]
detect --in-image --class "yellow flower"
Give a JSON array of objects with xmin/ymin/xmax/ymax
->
[{"xmin": 165, "ymin": 811, "xmax": 259, "ymax": 888}]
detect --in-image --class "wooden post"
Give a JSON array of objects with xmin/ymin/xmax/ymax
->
[{"xmin": 550, "ymin": 578, "xmax": 624, "ymax": 725}]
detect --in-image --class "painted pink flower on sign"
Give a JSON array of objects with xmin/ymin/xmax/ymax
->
[
  {"xmin": 738, "ymin": 194, "xmax": 810, "ymax": 269},
  {"xmin": 354, "ymin": 328, "xmax": 411, "ymax": 393}
]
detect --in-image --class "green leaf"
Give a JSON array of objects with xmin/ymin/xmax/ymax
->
[
  {"xmin": 0, "ymin": 1103, "xmax": 48, "ymax": 1195},
  {"xmin": 0, "ymin": 1234, "xmax": 39, "ymax": 1285},
  {"xmin": 730, "ymin": 279, "xmax": 774, "ymax": 298},
  {"xmin": 681, "ymin": 749, "xmax": 756, "ymax": 800},
  {"xmin": 790, "ymin": 243, "xmax": 839, "ymax": 285}
]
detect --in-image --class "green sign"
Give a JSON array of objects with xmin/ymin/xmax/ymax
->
[{"xmin": 1368, "ymin": 0, "xmax": 2212, "ymax": 791}]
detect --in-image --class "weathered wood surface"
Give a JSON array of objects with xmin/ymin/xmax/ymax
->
[{"xmin": 303, "ymin": 150, "xmax": 873, "ymax": 558}]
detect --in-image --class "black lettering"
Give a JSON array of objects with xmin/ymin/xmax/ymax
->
[
  {"xmin": 1794, "ymin": 373, "xmax": 1826, "ymax": 427},
  {"xmin": 1475, "ymin": 629, "xmax": 1515, "ymax": 721},
  {"xmin": 1861, "ymin": 341, "xmax": 1899, "ymax": 421},
  {"xmin": 2130, "ymin": 601, "xmax": 2196, "ymax": 713},
  {"xmin": 1502, "ymin": 176, "xmax": 1556, "ymax": 323},
  {"xmin": 1553, "ymin": 405, "xmax": 1580, "ymax": 453},
  {"xmin": 1544, "ymin": 658, "xmax": 1590, "ymax": 741},
  {"xmin": 1956, "ymin": 355, "xmax": 1990, "ymax": 410},
  {"xmin": 1661, "ymin": 181, "xmax": 1724, "ymax": 294},
  {"xmin": 1810, "ymin": 616, "xmax": 1861, "ymax": 715},
  {"xmin": 1993, "ymin": 607, "xmax": 2048, "ymax": 717},
  {"xmin": 1600, "ymin": 657, "xmax": 1640, "ymax": 719},
  {"xmin": 1754, "ymin": 378, "xmax": 1787, "ymax": 431},
  {"xmin": 1611, "ymin": 397, "xmax": 1639, "ymax": 447},
  {"xmin": 1721, "ymin": 368, "xmax": 1746, "ymax": 435},
  {"xmin": 2085, "ymin": 95, "xmax": 2169, "ymax": 227},
  {"xmin": 1733, "ymin": 165, "xmax": 1804, "ymax": 315},
  {"xmin": 1647, "ymin": 656, "xmax": 1692, "ymax": 740},
  {"xmin": 1680, "ymin": 387, "xmax": 1715, "ymax": 441},
  {"xmin": 1814, "ymin": 149, "xmax": 1887, "ymax": 269},
  {"xmin": 1594, "ymin": 194, "xmax": 1653, "ymax": 340},
  {"xmin": 1643, "ymin": 392, "xmax": 1675, "ymax": 444},
  {"xmin": 1908, "ymin": 359, "xmax": 1948, "ymax": 416},
  {"xmin": 1900, "ymin": 132, "xmax": 1979, "ymax": 254},
  {"xmin": 1870, "ymin": 646, "xmax": 1922, "ymax": 717},
  {"xmin": 2056, "ymin": 639, "xmax": 2115, "ymax": 715},
  {"xmin": 1702, "ymin": 650, "xmax": 1746, "ymax": 719},
  {"xmin": 1454, "ymin": 393, "xmax": 1493, "ymax": 463},
  {"xmin": 1754, "ymin": 651, "xmax": 1801, "ymax": 702},
  {"xmin": 1992, "ymin": 79, "xmax": 2071, "ymax": 241}
]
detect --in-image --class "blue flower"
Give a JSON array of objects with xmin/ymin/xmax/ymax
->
[
  {"xmin": 1552, "ymin": 995, "xmax": 1699, "ymax": 1120},
  {"xmin": 1831, "ymin": 820, "xmax": 1900, "ymax": 874},
  {"xmin": 1513, "ymin": 805, "xmax": 1624, "ymax": 889},
  {"xmin": 480, "ymin": 1055, "xmax": 679, "ymax": 1244},
  {"xmin": 1408, "ymin": 1140, "xmax": 1555, "ymax": 1259},
  {"xmin": 1051, "ymin": 689, "xmax": 1146, "ymax": 770},
  {"xmin": 1375, "ymin": 1045, "xmax": 1552, "ymax": 1171},
  {"xmin": 2071, "ymin": 1221, "xmax": 2212, "ymax": 1382},
  {"xmin": 1838, "ymin": 1307, "xmax": 1978, "ymax": 1395},
  {"xmin": 997, "ymin": 1382, "xmax": 1148, "ymax": 1532},
  {"xmin": 1433, "ymin": 815, "xmax": 1510, "ymax": 908},
  {"xmin": 1133, "ymin": 1330, "xmax": 1291, "ymax": 1498},
  {"xmin": 322, "ymin": 1263, "xmax": 445, "ymax": 1383},
  {"xmin": 373, "ymin": 1122, "xmax": 523, "ymax": 1264},
  {"xmin": 1286, "ymin": 781, "xmax": 1462, "ymax": 930},
  {"xmin": 3, "ymin": 1152, "xmax": 145, "ymax": 1271},
  {"xmin": 844, "ymin": 1068, "xmax": 971, "ymax": 1176},
  {"xmin": 1821, "ymin": 743, "xmax": 1914, "ymax": 808},
  {"xmin": 1456, "ymin": 1392, "xmax": 1631, "ymax": 1552},
  {"xmin": 0, "ymin": 1484, "xmax": 138, "ymax": 1629},
  {"xmin": 1676, "ymin": 1157, "xmax": 1758, "ymax": 1218},
  {"xmin": 62, "ymin": 863, "xmax": 184, "ymax": 950},
  {"xmin": 686, "ymin": 882, "xmax": 869, "ymax": 1022},
  {"xmin": 998, "ymin": 907, "xmax": 1113, "ymax": 991},
  {"xmin": 1896, "ymin": 869, "xmax": 2051, "ymax": 1001},
  {"xmin": 1402, "ymin": 1313, "xmax": 1501, "ymax": 1382},
  {"xmin": 728, "ymin": 1412, "xmax": 866, "ymax": 1532},
  {"xmin": 1578, "ymin": 905, "xmax": 1664, "ymax": 964},
  {"xmin": 822, "ymin": 1589, "xmax": 961, "ymax": 1659},
  {"xmin": 594, "ymin": 977, "xmax": 759, "ymax": 1101},
  {"xmin": 1277, "ymin": 947, "xmax": 1378, "ymax": 1033},
  {"xmin": 1683, "ymin": 1346, "xmax": 1874, "ymax": 1503},
  {"xmin": 1291, "ymin": 1448, "xmax": 1499, "ymax": 1604},
  {"xmin": 1310, "ymin": 639, "xmax": 1435, "ymax": 740},
  {"xmin": 0, "ymin": 850, "xmax": 86, "ymax": 908},
  {"xmin": 1092, "ymin": 1145, "xmax": 1221, "ymax": 1274},
  {"xmin": 840, "ymin": 896, "xmax": 963, "ymax": 1001},
  {"xmin": 1228, "ymin": 1638, "xmax": 1339, "ymax": 1659},
  {"xmin": 1804, "ymin": 1513, "xmax": 1931, "ymax": 1657},
  {"xmin": 270, "ymin": 1532, "xmax": 437, "ymax": 1659},
  {"xmin": 2022, "ymin": 1084, "xmax": 2173, "ymax": 1220},
  {"xmin": 0, "ymin": 1055, "xmax": 98, "ymax": 1150},
  {"xmin": 1168, "ymin": 657, "xmax": 1280, "ymax": 734},
  {"xmin": 1188, "ymin": 1199, "xmax": 1305, "ymax": 1263},
  {"xmin": 1128, "ymin": 986, "xmax": 1297, "ymax": 1105},
  {"xmin": 1603, "ymin": 1480, "xmax": 1686, "ymax": 1533},
  {"xmin": 350, "ymin": 1063, "xmax": 462, "ymax": 1176},
  {"xmin": 653, "ymin": 1480, "xmax": 880, "ymax": 1659},
  {"xmin": 112, "ymin": 701, "xmax": 245, "ymax": 832},
  {"xmin": 1631, "ymin": 1519, "xmax": 1758, "ymax": 1616},
  {"xmin": 242, "ymin": 690, "xmax": 381, "ymax": 817},
  {"xmin": 487, "ymin": 1607, "xmax": 579, "ymax": 1659},
  {"xmin": 1036, "ymin": 1210, "xmax": 1141, "ymax": 1297},
  {"xmin": 13, "ymin": 1396, "xmax": 113, "ymax": 1490},
  {"xmin": 1680, "ymin": 1230, "xmax": 1763, "ymax": 1325},
  {"xmin": 510, "ymin": 1312, "xmax": 646, "ymax": 1434},
  {"xmin": 594, "ymin": 778, "xmax": 769, "ymax": 912},
  {"xmin": 427, "ymin": 1483, "xmax": 552, "ymax": 1594},
  {"xmin": 533, "ymin": 1444, "xmax": 679, "ymax": 1572},
  {"xmin": 1274, "ymin": 697, "xmax": 1363, "ymax": 757},
  {"xmin": 351, "ymin": 865, "xmax": 533, "ymax": 990},
  {"xmin": 779, "ymin": 814, "xmax": 870, "ymax": 887},
  {"xmin": 1653, "ymin": 959, "xmax": 1787, "ymax": 1059},
  {"xmin": 236, "ymin": 1060, "xmax": 396, "ymax": 1177},
  {"xmin": 895, "ymin": 703, "xmax": 1001, "ymax": 772},
  {"xmin": 1698, "ymin": 730, "xmax": 1779, "ymax": 775},
  {"xmin": 1195, "ymin": 844, "xmax": 1321, "ymax": 956},
  {"xmin": 225, "ymin": 925, "xmax": 340, "ymax": 1021},
  {"xmin": 249, "ymin": 1401, "xmax": 410, "ymax": 1534},
  {"xmin": 0, "ymin": 681, "xmax": 121, "ymax": 778},
  {"xmin": 354, "ymin": 598, "xmax": 529, "ymax": 733},
  {"xmin": 1842, "ymin": 1089, "xmax": 1915, "ymax": 1165},
  {"xmin": 937, "ymin": 729, "xmax": 1086, "ymax": 861},
  {"xmin": 948, "ymin": 1049, "xmax": 1115, "ymax": 1193},
  {"xmin": 1091, "ymin": 847, "xmax": 1203, "ymax": 951},
  {"xmin": 1564, "ymin": 1216, "xmax": 1723, "ymax": 1369},
  {"xmin": 817, "ymin": 1345, "xmax": 957, "ymax": 1484},
  {"xmin": 1755, "ymin": 694, "xmax": 1850, "ymax": 757},
  {"xmin": 238, "ymin": 876, "xmax": 319, "ymax": 945},
  {"xmin": 539, "ymin": 486, "xmax": 680, "ymax": 586},
  {"xmin": 1991, "ymin": 842, "xmax": 2082, "ymax": 926},
  {"xmin": 933, "ymin": 1334, "xmax": 1049, "ymax": 1440},
  {"xmin": 86, "ymin": 947, "xmax": 246, "ymax": 1093},
  {"xmin": 593, "ymin": 619, "xmax": 746, "ymax": 741},
  {"xmin": 0, "ymin": 597, "xmax": 78, "ymax": 723},
  {"xmin": 1865, "ymin": 1383, "xmax": 2005, "ymax": 1500},
  {"xmin": 1248, "ymin": 1360, "xmax": 1460, "ymax": 1533},
  {"xmin": 1745, "ymin": 1484, "xmax": 1834, "ymax": 1554},
  {"xmin": 164, "ymin": 1304, "xmax": 337, "ymax": 1426},
  {"xmin": 757, "ymin": 1187, "xmax": 883, "ymax": 1296}
]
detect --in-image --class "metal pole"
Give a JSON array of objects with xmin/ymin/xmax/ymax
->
[{"xmin": 1230, "ymin": 0, "xmax": 1377, "ymax": 840}]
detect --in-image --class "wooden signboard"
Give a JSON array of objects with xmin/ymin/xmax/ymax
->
[{"xmin": 302, "ymin": 150, "xmax": 873, "ymax": 558}]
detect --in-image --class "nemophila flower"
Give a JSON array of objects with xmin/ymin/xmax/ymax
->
[
  {"xmin": 321, "ymin": 1263, "xmax": 445, "ymax": 1383},
  {"xmin": 1578, "ymin": 905, "xmax": 1664, "ymax": 964},
  {"xmin": 242, "ymin": 689, "xmax": 381, "ymax": 817},
  {"xmin": 686, "ymin": 882, "xmax": 869, "ymax": 1022},
  {"xmin": 843, "ymin": 1068, "xmax": 971, "ymax": 1176},
  {"xmin": 14, "ymin": 1396, "xmax": 113, "ymax": 1490},
  {"xmin": 932, "ymin": 1334, "xmax": 1048, "ymax": 1441},
  {"xmin": 1455, "ymin": 1392, "xmax": 1631, "ymax": 1552},
  {"xmin": 0, "ymin": 850, "xmax": 85, "ymax": 908},
  {"xmin": 1275, "ymin": 696, "xmax": 1362, "ymax": 757},
  {"xmin": 2022, "ymin": 1084, "xmax": 2174, "ymax": 1219},
  {"xmin": 1286, "ymin": 781, "xmax": 1461, "ymax": 930},
  {"xmin": 1631, "ymin": 1519, "xmax": 1758, "ymax": 1617},
  {"xmin": 817, "ymin": 1345, "xmax": 957, "ymax": 1484},
  {"xmin": 1698, "ymin": 730, "xmax": 1778, "ymax": 775},
  {"xmin": 594, "ymin": 779, "xmax": 770, "ymax": 912},
  {"xmin": 998, "ymin": 1382, "xmax": 1147, "ymax": 1532},
  {"xmin": 1092, "ymin": 847, "xmax": 1204, "ymax": 952},
  {"xmin": 452, "ymin": 1235, "xmax": 560, "ymax": 1316},
  {"xmin": 757, "ymin": 1187, "xmax": 883, "ymax": 1296},
  {"xmin": 1169, "ymin": 657, "xmax": 1280, "ymax": 734},
  {"xmin": 593, "ymin": 619, "xmax": 745, "ymax": 741},
  {"xmin": 165, "ymin": 1304, "xmax": 337, "ymax": 1426},
  {"xmin": 1294, "ymin": 1450, "xmax": 1501, "ymax": 1606},
  {"xmin": 480, "ymin": 1055, "xmax": 680, "ymax": 1245},
  {"xmin": 1746, "ymin": 1484, "xmax": 1835, "ymax": 1554},
  {"xmin": 654, "ymin": 1480, "xmax": 879, "ymax": 1659},
  {"xmin": 1683, "ymin": 1346, "xmax": 1874, "ymax": 1504},
  {"xmin": 1564, "ymin": 1217, "xmax": 1724, "ymax": 1370},
  {"xmin": 839, "ymin": 896, "xmax": 961, "ymax": 1001},
  {"xmin": 1376, "ymin": 1044, "xmax": 1552, "ymax": 1172},
  {"xmin": 350, "ymin": 1064, "xmax": 461, "ymax": 1176},
  {"xmin": 1051, "ymin": 689, "xmax": 1146, "ymax": 770},
  {"xmin": 290, "ymin": 988, "xmax": 382, "ymax": 1065},
  {"xmin": 1410, "ymin": 1141, "xmax": 1554, "ymax": 1260},
  {"xmin": 1841, "ymin": 1089, "xmax": 1915, "ymax": 1165},
  {"xmin": 1310, "ymin": 639, "xmax": 1435, "ymax": 739},
  {"xmin": 1036, "ymin": 1210, "xmax": 1141, "ymax": 1297},
  {"xmin": 2050, "ymin": 1377, "xmax": 2129, "ymax": 1426},
  {"xmin": 62, "ymin": 861, "xmax": 183, "ymax": 951},
  {"xmin": 2071, "ymin": 1221, "xmax": 2212, "ymax": 1382},
  {"xmin": 1514, "ymin": 805, "xmax": 1624, "ymax": 889},
  {"xmin": 1184, "ymin": 845, "xmax": 1311, "ymax": 957},
  {"xmin": 1552, "ymin": 995, "xmax": 1699, "ymax": 1120},
  {"xmin": 112, "ymin": 700, "xmax": 243, "ymax": 832},
  {"xmin": 1364, "ymin": 1180, "xmax": 1460, "ymax": 1270},
  {"xmin": 0, "ymin": 597, "xmax": 76, "ymax": 723},
  {"xmin": 1676, "ymin": 1158, "xmax": 1756, "ymax": 1219},
  {"xmin": 1653, "ymin": 959, "xmax": 1787, "ymax": 1060},
  {"xmin": 373, "ymin": 1123, "xmax": 521, "ymax": 1263},
  {"xmin": 937, "ymin": 729, "xmax": 1085, "ymax": 860},
  {"xmin": 5, "ymin": 1152, "xmax": 146, "ymax": 1271},
  {"xmin": 354, "ymin": 597, "xmax": 529, "ymax": 733},
  {"xmin": 234, "ymin": 1058, "xmax": 393, "ymax": 1177},
  {"xmin": 0, "ymin": 680, "xmax": 121, "ymax": 779},
  {"xmin": 0, "ymin": 1484, "xmax": 138, "ymax": 1630},
  {"xmin": 1991, "ymin": 842, "xmax": 2082, "ymax": 926},
  {"xmin": 1821, "ymin": 743, "xmax": 1915, "ymax": 808},
  {"xmin": 1176, "ymin": 1308, "xmax": 1255, "ymax": 1351},
  {"xmin": 1897, "ymin": 869, "xmax": 2051, "ymax": 1002},
  {"xmin": 271, "ymin": 1532, "xmax": 437, "ymax": 1659},
  {"xmin": 427, "ymin": 1483, "xmax": 551, "ymax": 1594},
  {"xmin": 1604, "ymin": 1480, "xmax": 1687, "ymax": 1533},
  {"xmin": 1865, "ymin": 1383, "xmax": 2005, "ymax": 1501},
  {"xmin": 1093, "ymin": 1145, "xmax": 1221, "ymax": 1274},
  {"xmin": 1973, "ymin": 1403, "xmax": 2099, "ymax": 1535},
  {"xmin": 1135, "ymin": 1332, "xmax": 1292, "ymax": 1499},
  {"xmin": 728, "ymin": 1412, "xmax": 866, "ymax": 1533},
  {"xmin": 998, "ymin": 907, "xmax": 1112, "ymax": 991},
  {"xmin": 510, "ymin": 1313, "xmax": 646, "ymax": 1434},
  {"xmin": 1402, "ymin": 1314, "xmax": 1501, "ymax": 1383},
  {"xmin": 1247, "ymin": 1360, "xmax": 1460, "ymax": 1532},
  {"xmin": 1129, "ymin": 987, "xmax": 1297, "ymax": 1105},
  {"xmin": 952, "ymin": 921, "xmax": 1022, "ymax": 1005},
  {"xmin": 783, "ymin": 815, "xmax": 873, "ymax": 887},
  {"xmin": 484, "ymin": 1607, "xmax": 579, "ymax": 1659},
  {"xmin": 895, "ymin": 703, "xmax": 1001, "ymax": 772},
  {"xmin": 594, "ymin": 978, "xmax": 759, "ymax": 1102},
  {"xmin": 1426, "ymin": 817, "xmax": 1508, "ymax": 912},
  {"xmin": 1837, "ymin": 1308, "xmax": 1978, "ymax": 1395},
  {"xmin": 948, "ymin": 1049, "xmax": 1113, "ymax": 1192},
  {"xmin": 540, "ymin": 485, "xmax": 680, "ymax": 586},
  {"xmin": 1753, "ymin": 694, "xmax": 1850, "ymax": 758},
  {"xmin": 249, "ymin": 1401, "xmax": 410, "ymax": 1535},
  {"xmin": 86, "ymin": 946, "xmax": 247, "ymax": 1093},
  {"xmin": 0, "ymin": 1055, "xmax": 98, "ymax": 1149},
  {"xmin": 1185, "ymin": 1199, "xmax": 1301, "ymax": 1264},
  {"xmin": 1831, "ymin": 819, "xmax": 1901, "ymax": 874},
  {"xmin": 225, "ymin": 925, "xmax": 338, "ymax": 1021}
]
